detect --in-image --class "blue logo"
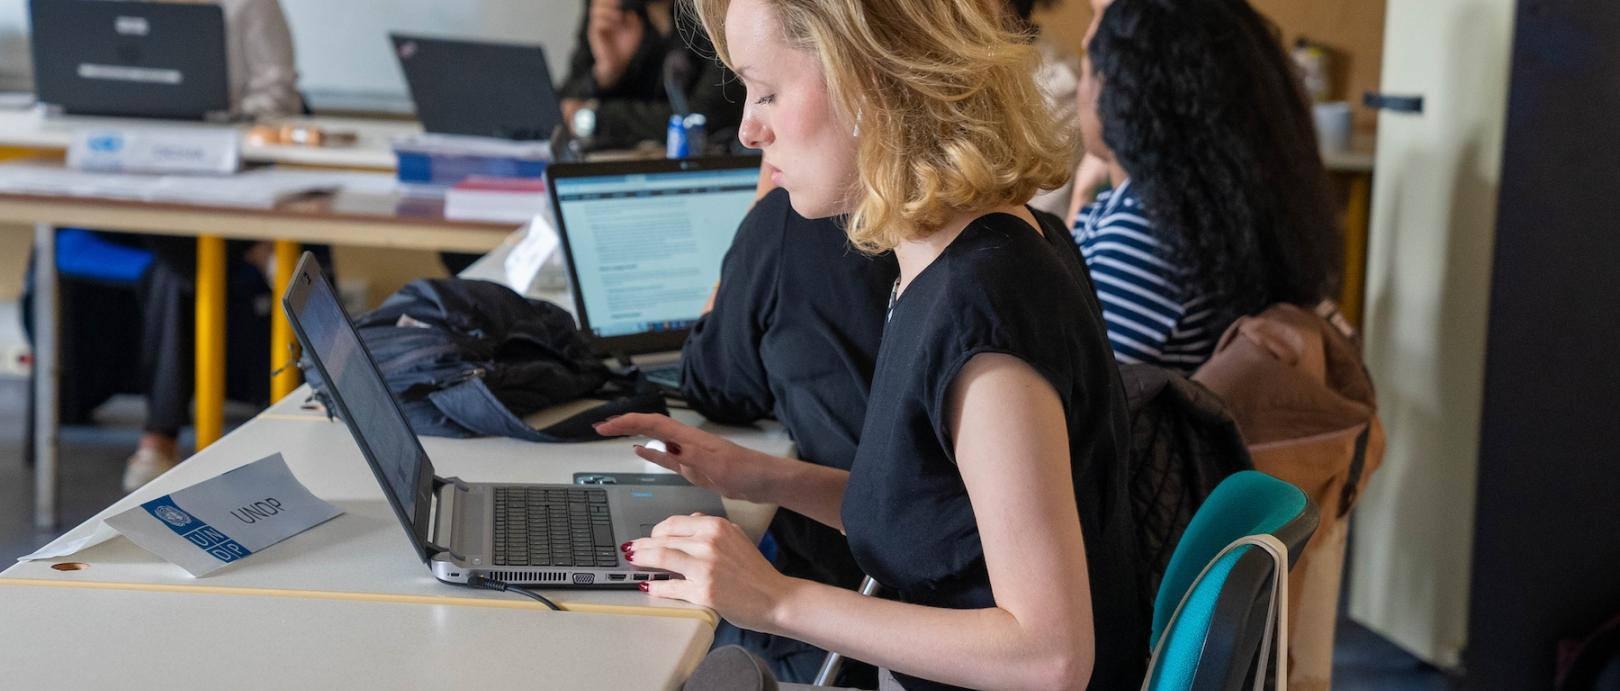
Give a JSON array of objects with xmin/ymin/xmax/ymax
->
[
  {"xmin": 154, "ymin": 504, "xmax": 192, "ymax": 528},
  {"xmin": 87, "ymin": 135, "xmax": 124, "ymax": 153}
]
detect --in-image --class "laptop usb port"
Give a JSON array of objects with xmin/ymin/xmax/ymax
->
[
  {"xmin": 632, "ymin": 573, "xmax": 650, "ymax": 581},
  {"xmin": 608, "ymin": 574, "xmax": 627, "ymax": 581},
  {"xmin": 653, "ymin": 573, "xmax": 672, "ymax": 580}
]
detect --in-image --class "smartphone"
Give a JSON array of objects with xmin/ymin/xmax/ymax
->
[{"xmin": 573, "ymin": 472, "xmax": 692, "ymax": 487}]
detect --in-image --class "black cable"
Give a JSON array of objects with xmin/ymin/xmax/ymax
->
[{"xmin": 468, "ymin": 575, "xmax": 563, "ymax": 611}]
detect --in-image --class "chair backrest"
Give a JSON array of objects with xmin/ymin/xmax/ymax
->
[
  {"xmin": 1144, "ymin": 544, "xmax": 1280, "ymax": 691},
  {"xmin": 1153, "ymin": 471, "xmax": 1317, "ymax": 646}
]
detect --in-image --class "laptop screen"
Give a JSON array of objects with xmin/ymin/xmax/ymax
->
[
  {"xmin": 550, "ymin": 162, "xmax": 759, "ymax": 347},
  {"xmin": 282, "ymin": 254, "xmax": 436, "ymax": 560}
]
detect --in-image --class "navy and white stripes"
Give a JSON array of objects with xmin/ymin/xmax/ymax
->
[{"xmin": 1072, "ymin": 179, "xmax": 1219, "ymax": 375}]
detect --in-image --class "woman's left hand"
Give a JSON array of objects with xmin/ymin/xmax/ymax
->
[{"xmin": 625, "ymin": 514, "xmax": 792, "ymax": 632}]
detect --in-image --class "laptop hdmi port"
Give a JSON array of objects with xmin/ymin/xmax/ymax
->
[{"xmin": 608, "ymin": 574, "xmax": 626, "ymax": 581}]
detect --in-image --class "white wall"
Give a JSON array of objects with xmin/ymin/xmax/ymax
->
[
  {"xmin": 0, "ymin": 0, "xmax": 29, "ymax": 91},
  {"xmin": 1347, "ymin": 0, "xmax": 1516, "ymax": 671},
  {"xmin": 0, "ymin": 0, "xmax": 582, "ymax": 105}
]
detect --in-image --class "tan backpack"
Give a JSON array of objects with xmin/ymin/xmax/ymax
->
[{"xmin": 1193, "ymin": 302, "xmax": 1386, "ymax": 691}]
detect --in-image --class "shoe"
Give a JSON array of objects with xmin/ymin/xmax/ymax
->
[{"xmin": 122, "ymin": 447, "xmax": 179, "ymax": 492}]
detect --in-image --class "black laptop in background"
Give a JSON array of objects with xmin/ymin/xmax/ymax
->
[
  {"xmin": 30, "ymin": 0, "xmax": 231, "ymax": 120},
  {"xmin": 391, "ymin": 34, "xmax": 564, "ymax": 141}
]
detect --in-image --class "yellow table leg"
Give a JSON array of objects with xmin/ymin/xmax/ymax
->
[
  {"xmin": 195, "ymin": 236, "xmax": 226, "ymax": 449},
  {"xmin": 1340, "ymin": 173, "xmax": 1372, "ymax": 328},
  {"xmin": 270, "ymin": 240, "xmax": 302, "ymax": 401}
]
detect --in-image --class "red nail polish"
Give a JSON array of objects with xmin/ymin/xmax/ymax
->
[
  {"xmin": 625, "ymin": 550, "xmax": 634, "ymax": 562},
  {"xmin": 637, "ymin": 581, "xmax": 649, "ymax": 592},
  {"xmin": 620, "ymin": 541, "xmax": 633, "ymax": 552},
  {"xmin": 667, "ymin": 441, "xmax": 683, "ymax": 455}
]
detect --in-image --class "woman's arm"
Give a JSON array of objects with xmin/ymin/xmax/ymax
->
[
  {"xmin": 628, "ymin": 353, "xmax": 1097, "ymax": 690},
  {"xmin": 235, "ymin": 0, "xmax": 302, "ymax": 118}
]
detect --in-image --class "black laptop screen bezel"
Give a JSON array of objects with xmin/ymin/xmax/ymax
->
[
  {"xmin": 281, "ymin": 253, "xmax": 436, "ymax": 563},
  {"xmin": 544, "ymin": 155, "xmax": 762, "ymax": 357}
]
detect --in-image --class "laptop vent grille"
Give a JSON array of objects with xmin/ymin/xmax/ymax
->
[{"xmin": 488, "ymin": 570, "xmax": 568, "ymax": 583}]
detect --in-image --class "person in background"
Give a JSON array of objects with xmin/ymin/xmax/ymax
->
[
  {"xmin": 558, "ymin": 0, "xmax": 743, "ymax": 150},
  {"xmin": 1012, "ymin": 0, "xmax": 1088, "ymax": 219},
  {"xmin": 1063, "ymin": 0, "xmax": 1119, "ymax": 223},
  {"xmin": 165, "ymin": 0, "xmax": 302, "ymax": 118},
  {"xmin": 596, "ymin": 0, "xmax": 1149, "ymax": 686},
  {"xmin": 1072, "ymin": 0, "xmax": 1341, "ymax": 375},
  {"xmin": 123, "ymin": 0, "xmax": 303, "ymax": 491}
]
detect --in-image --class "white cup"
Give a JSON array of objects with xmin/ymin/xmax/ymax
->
[{"xmin": 1313, "ymin": 101, "xmax": 1353, "ymax": 153}]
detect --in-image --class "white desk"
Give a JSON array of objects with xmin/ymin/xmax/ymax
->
[
  {"xmin": 5, "ymin": 389, "xmax": 790, "ymax": 624},
  {"xmin": 0, "ymin": 108, "xmax": 418, "ymax": 170},
  {"xmin": 0, "ymin": 582, "xmax": 713, "ymax": 690},
  {"xmin": 3, "ymin": 169, "xmax": 519, "ymax": 528}
]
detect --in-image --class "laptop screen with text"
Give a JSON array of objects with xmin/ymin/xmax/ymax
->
[{"xmin": 551, "ymin": 164, "xmax": 758, "ymax": 343}]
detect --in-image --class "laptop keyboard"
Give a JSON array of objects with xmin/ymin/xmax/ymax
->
[
  {"xmin": 492, "ymin": 487, "xmax": 619, "ymax": 568},
  {"xmin": 643, "ymin": 364, "xmax": 681, "ymax": 390}
]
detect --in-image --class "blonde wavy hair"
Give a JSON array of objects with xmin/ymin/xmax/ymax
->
[{"xmin": 688, "ymin": 0, "xmax": 1073, "ymax": 253}]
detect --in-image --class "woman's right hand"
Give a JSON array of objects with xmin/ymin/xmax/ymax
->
[{"xmin": 593, "ymin": 413, "xmax": 780, "ymax": 503}]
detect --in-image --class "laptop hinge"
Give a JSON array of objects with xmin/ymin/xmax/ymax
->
[
  {"xmin": 433, "ymin": 474, "xmax": 471, "ymax": 493},
  {"xmin": 426, "ymin": 475, "xmax": 471, "ymax": 561}
]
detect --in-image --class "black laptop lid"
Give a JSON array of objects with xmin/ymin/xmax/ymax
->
[
  {"xmin": 281, "ymin": 253, "xmax": 437, "ymax": 562},
  {"xmin": 392, "ymin": 34, "xmax": 563, "ymax": 141},
  {"xmin": 30, "ymin": 0, "xmax": 230, "ymax": 120}
]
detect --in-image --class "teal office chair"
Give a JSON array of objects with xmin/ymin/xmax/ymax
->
[{"xmin": 1145, "ymin": 470, "xmax": 1318, "ymax": 691}]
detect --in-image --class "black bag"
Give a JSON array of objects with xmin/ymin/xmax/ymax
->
[
  {"xmin": 302, "ymin": 278, "xmax": 666, "ymax": 442},
  {"xmin": 1119, "ymin": 363, "xmax": 1254, "ymax": 621}
]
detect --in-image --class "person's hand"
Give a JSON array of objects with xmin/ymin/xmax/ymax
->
[
  {"xmin": 701, "ymin": 282, "xmax": 719, "ymax": 315},
  {"xmin": 624, "ymin": 513, "xmax": 792, "ymax": 631},
  {"xmin": 1067, "ymin": 153, "xmax": 1113, "ymax": 222},
  {"xmin": 593, "ymin": 414, "xmax": 779, "ymax": 502},
  {"xmin": 561, "ymin": 98, "xmax": 587, "ymax": 134},
  {"xmin": 587, "ymin": 0, "xmax": 645, "ymax": 91}
]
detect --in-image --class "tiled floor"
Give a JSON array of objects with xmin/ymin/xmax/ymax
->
[{"xmin": 0, "ymin": 376, "xmax": 1456, "ymax": 688}]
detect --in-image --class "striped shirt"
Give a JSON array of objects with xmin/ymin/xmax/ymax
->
[{"xmin": 1072, "ymin": 179, "xmax": 1219, "ymax": 375}]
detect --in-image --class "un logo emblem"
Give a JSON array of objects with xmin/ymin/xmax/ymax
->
[
  {"xmin": 87, "ymin": 135, "xmax": 123, "ymax": 153},
  {"xmin": 154, "ymin": 505, "xmax": 192, "ymax": 528}
]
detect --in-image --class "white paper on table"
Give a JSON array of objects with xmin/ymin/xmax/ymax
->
[
  {"xmin": 17, "ymin": 522, "xmax": 123, "ymax": 562},
  {"xmin": 503, "ymin": 214, "xmax": 567, "ymax": 295},
  {"xmin": 100, "ymin": 453, "xmax": 342, "ymax": 577}
]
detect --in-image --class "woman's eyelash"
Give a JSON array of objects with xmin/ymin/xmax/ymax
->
[{"xmin": 754, "ymin": 94, "xmax": 776, "ymax": 105}]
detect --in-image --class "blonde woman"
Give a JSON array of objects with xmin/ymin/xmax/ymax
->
[{"xmin": 595, "ymin": 0, "xmax": 1147, "ymax": 687}]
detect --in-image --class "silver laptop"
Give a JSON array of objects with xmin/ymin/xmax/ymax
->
[
  {"xmin": 545, "ymin": 156, "xmax": 762, "ymax": 390},
  {"xmin": 281, "ymin": 252, "xmax": 724, "ymax": 588}
]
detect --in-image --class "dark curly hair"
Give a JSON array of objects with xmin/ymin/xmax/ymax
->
[{"xmin": 1088, "ymin": 0, "xmax": 1341, "ymax": 329}]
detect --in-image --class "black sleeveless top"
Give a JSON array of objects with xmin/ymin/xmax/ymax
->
[{"xmin": 841, "ymin": 212, "xmax": 1147, "ymax": 690}]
